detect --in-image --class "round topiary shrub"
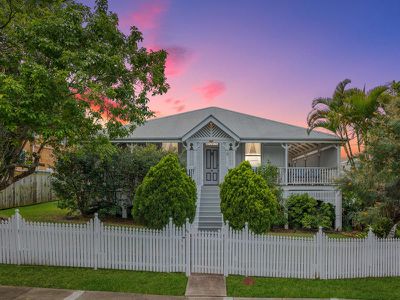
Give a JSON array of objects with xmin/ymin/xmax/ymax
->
[
  {"xmin": 220, "ymin": 161, "xmax": 278, "ymax": 234},
  {"xmin": 132, "ymin": 154, "xmax": 196, "ymax": 229}
]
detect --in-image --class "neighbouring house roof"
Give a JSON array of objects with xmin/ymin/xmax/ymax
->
[{"xmin": 114, "ymin": 107, "xmax": 342, "ymax": 143}]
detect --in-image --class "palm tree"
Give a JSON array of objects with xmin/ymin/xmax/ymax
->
[
  {"xmin": 345, "ymin": 85, "xmax": 388, "ymax": 150},
  {"xmin": 307, "ymin": 79, "xmax": 388, "ymax": 167},
  {"xmin": 307, "ymin": 79, "xmax": 355, "ymax": 165}
]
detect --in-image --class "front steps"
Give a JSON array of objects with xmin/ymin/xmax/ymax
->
[{"xmin": 197, "ymin": 185, "xmax": 223, "ymax": 231}]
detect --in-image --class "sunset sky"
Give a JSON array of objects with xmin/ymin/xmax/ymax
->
[{"xmin": 82, "ymin": 0, "xmax": 400, "ymax": 127}]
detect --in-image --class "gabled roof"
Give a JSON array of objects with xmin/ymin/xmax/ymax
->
[{"xmin": 115, "ymin": 107, "xmax": 341, "ymax": 142}]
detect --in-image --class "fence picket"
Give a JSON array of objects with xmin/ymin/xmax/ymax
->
[{"xmin": 2, "ymin": 211, "xmax": 400, "ymax": 279}]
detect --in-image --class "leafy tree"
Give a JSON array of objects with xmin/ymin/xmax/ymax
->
[
  {"xmin": 132, "ymin": 154, "xmax": 196, "ymax": 229},
  {"xmin": 341, "ymin": 190, "xmax": 364, "ymax": 230},
  {"xmin": 256, "ymin": 161, "xmax": 286, "ymax": 226},
  {"xmin": 104, "ymin": 144, "xmax": 167, "ymax": 205},
  {"xmin": 307, "ymin": 79, "xmax": 388, "ymax": 166},
  {"xmin": 0, "ymin": 0, "xmax": 168, "ymax": 190},
  {"xmin": 256, "ymin": 161, "xmax": 283, "ymax": 201},
  {"xmin": 52, "ymin": 137, "xmax": 117, "ymax": 215},
  {"xmin": 220, "ymin": 161, "xmax": 278, "ymax": 234},
  {"xmin": 340, "ymin": 83, "xmax": 400, "ymax": 225},
  {"xmin": 53, "ymin": 142, "xmax": 167, "ymax": 217}
]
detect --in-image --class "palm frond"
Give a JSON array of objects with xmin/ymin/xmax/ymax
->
[
  {"xmin": 311, "ymin": 97, "xmax": 332, "ymax": 109},
  {"xmin": 333, "ymin": 79, "xmax": 351, "ymax": 99}
]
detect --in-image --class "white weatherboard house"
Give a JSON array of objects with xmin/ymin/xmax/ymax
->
[{"xmin": 114, "ymin": 107, "xmax": 343, "ymax": 231}]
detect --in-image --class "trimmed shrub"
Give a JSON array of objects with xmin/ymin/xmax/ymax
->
[
  {"xmin": 132, "ymin": 154, "xmax": 196, "ymax": 229},
  {"xmin": 287, "ymin": 194, "xmax": 335, "ymax": 230},
  {"xmin": 220, "ymin": 161, "xmax": 278, "ymax": 234}
]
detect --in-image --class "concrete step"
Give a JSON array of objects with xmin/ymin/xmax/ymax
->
[
  {"xmin": 199, "ymin": 208, "xmax": 221, "ymax": 213},
  {"xmin": 197, "ymin": 223, "xmax": 223, "ymax": 230},
  {"xmin": 200, "ymin": 198, "xmax": 221, "ymax": 205},
  {"xmin": 200, "ymin": 202, "xmax": 220, "ymax": 208},
  {"xmin": 199, "ymin": 218, "xmax": 223, "ymax": 223},
  {"xmin": 199, "ymin": 213, "xmax": 222, "ymax": 219}
]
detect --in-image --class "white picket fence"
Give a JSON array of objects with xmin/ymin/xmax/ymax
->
[
  {"xmin": 1, "ymin": 211, "xmax": 400, "ymax": 279},
  {"xmin": 0, "ymin": 211, "xmax": 189, "ymax": 274}
]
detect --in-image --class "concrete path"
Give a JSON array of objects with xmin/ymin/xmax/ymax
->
[
  {"xmin": 0, "ymin": 285, "xmax": 358, "ymax": 300},
  {"xmin": 185, "ymin": 274, "xmax": 226, "ymax": 297},
  {"xmin": 0, "ymin": 286, "xmax": 185, "ymax": 300}
]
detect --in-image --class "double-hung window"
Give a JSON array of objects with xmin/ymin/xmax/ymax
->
[
  {"xmin": 245, "ymin": 143, "xmax": 261, "ymax": 167},
  {"xmin": 162, "ymin": 142, "xmax": 178, "ymax": 153}
]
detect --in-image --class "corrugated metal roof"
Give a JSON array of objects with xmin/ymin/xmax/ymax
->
[{"xmin": 115, "ymin": 107, "xmax": 341, "ymax": 142}]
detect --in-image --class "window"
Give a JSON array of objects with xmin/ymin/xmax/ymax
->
[
  {"xmin": 245, "ymin": 143, "xmax": 261, "ymax": 167},
  {"xmin": 162, "ymin": 142, "xmax": 178, "ymax": 153}
]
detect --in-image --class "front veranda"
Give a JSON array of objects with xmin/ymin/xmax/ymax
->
[{"xmin": 122, "ymin": 137, "xmax": 343, "ymax": 230}]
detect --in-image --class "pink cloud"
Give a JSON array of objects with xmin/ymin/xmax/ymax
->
[
  {"xmin": 195, "ymin": 80, "xmax": 226, "ymax": 101},
  {"xmin": 119, "ymin": 1, "xmax": 168, "ymax": 31},
  {"xmin": 164, "ymin": 46, "xmax": 194, "ymax": 76},
  {"xmin": 175, "ymin": 104, "xmax": 185, "ymax": 112},
  {"xmin": 119, "ymin": 2, "xmax": 194, "ymax": 78},
  {"xmin": 148, "ymin": 45, "xmax": 194, "ymax": 77},
  {"xmin": 163, "ymin": 97, "xmax": 186, "ymax": 112}
]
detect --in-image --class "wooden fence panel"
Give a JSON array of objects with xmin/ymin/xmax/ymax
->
[
  {"xmin": 1, "ymin": 212, "xmax": 400, "ymax": 279},
  {"xmin": 0, "ymin": 172, "xmax": 54, "ymax": 209}
]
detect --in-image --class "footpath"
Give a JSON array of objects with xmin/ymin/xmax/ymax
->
[{"xmin": 0, "ymin": 277, "xmax": 357, "ymax": 300}]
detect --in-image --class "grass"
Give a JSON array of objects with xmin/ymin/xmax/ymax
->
[
  {"xmin": 227, "ymin": 275, "xmax": 400, "ymax": 300},
  {"xmin": 0, "ymin": 264, "xmax": 187, "ymax": 295},
  {"xmin": 0, "ymin": 201, "xmax": 142, "ymax": 227},
  {"xmin": 0, "ymin": 201, "xmax": 67, "ymax": 222}
]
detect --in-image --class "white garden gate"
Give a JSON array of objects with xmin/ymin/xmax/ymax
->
[
  {"xmin": 1, "ymin": 211, "xmax": 400, "ymax": 279},
  {"xmin": 190, "ymin": 228, "xmax": 224, "ymax": 274}
]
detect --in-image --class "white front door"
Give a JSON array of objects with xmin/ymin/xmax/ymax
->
[{"xmin": 204, "ymin": 145, "xmax": 219, "ymax": 185}]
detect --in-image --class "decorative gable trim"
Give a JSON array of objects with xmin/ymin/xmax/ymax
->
[
  {"xmin": 182, "ymin": 115, "xmax": 240, "ymax": 142},
  {"xmin": 190, "ymin": 122, "xmax": 232, "ymax": 139}
]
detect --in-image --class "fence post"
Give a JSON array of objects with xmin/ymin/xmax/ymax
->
[
  {"xmin": 93, "ymin": 213, "xmax": 100, "ymax": 270},
  {"xmin": 367, "ymin": 227, "xmax": 376, "ymax": 277},
  {"xmin": 315, "ymin": 226, "xmax": 326, "ymax": 279},
  {"xmin": 223, "ymin": 221, "xmax": 229, "ymax": 277},
  {"xmin": 244, "ymin": 222, "xmax": 249, "ymax": 277},
  {"xmin": 15, "ymin": 209, "xmax": 21, "ymax": 265},
  {"xmin": 168, "ymin": 217, "xmax": 173, "ymax": 273},
  {"xmin": 185, "ymin": 218, "xmax": 191, "ymax": 276}
]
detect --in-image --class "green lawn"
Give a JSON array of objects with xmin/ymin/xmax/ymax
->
[
  {"xmin": 0, "ymin": 201, "xmax": 141, "ymax": 226},
  {"xmin": 227, "ymin": 275, "xmax": 400, "ymax": 300},
  {"xmin": 0, "ymin": 265, "xmax": 187, "ymax": 295},
  {"xmin": 0, "ymin": 201, "xmax": 67, "ymax": 222}
]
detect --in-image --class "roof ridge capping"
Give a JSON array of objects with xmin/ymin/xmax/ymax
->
[{"xmin": 205, "ymin": 107, "xmax": 338, "ymax": 139}]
